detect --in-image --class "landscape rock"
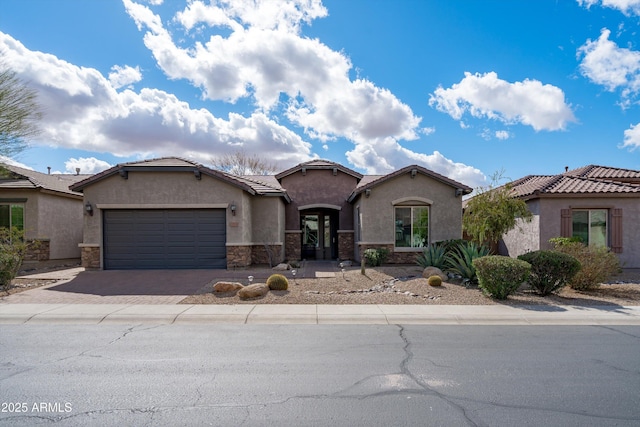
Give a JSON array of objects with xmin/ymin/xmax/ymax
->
[
  {"xmin": 422, "ymin": 267, "xmax": 447, "ymax": 282},
  {"xmin": 272, "ymin": 263, "xmax": 290, "ymax": 271},
  {"xmin": 238, "ymin": 283, "xmax": 269, "ymax": 300},
  {"xmin": 212, "ymin": 281, "xmax": 243, "ymax": 293}
]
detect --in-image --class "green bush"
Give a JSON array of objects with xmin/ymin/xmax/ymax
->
[
  {"xmin": 416, "ymin": 244, "xmax": 447, "ymax": 269},
  {"xmin": 444, "ymin": 241, "xmax": 490, "ymax": 286},
  {"xmin": 266, "ymin": 274, "xmax": 289, "ymax": 291},
  {"xmin": 427, "ymin": 275, "xmax": 442, "ymax": 286},
  {"xmin": 551, "ymin": 240, "xmax": 620, "ymax": 290},
  {"xmin": 364, "ymin": 248, "xmax": 389, "ymax": 267},
  {"xmin": 473, "ymin": 256, "xmax": 531, "ymax": 300},
  {"xmin": 518, "ymin": 250, "xmax": 581, "ymax": 296},
  {"xmin": 0, "ymin": 227, "xmax": 32, "ymax": 292}
]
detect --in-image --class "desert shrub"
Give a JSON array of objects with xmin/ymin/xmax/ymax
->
[
  {"xmin": 550, "ymin": 240, "xmax": 621, "ymax": 290},
  {"xmin": 364, "ymin": 248, "xmax": 389, "ymax": 267},
  {"xmin": 266, "ymin": 274, "xmax": 289, "ymax": 291},
  {"xmin": 444, "ymin": 241, "xmax": 491, "ymax": 286},
  {"xmin": 416, "ymin": 244, "xmax": 447, "ymax": 269},
  {"xmin": 0, "ymin": 227, "xmax": 34, "ymax": 292},
  {"xmin": 427, "ymin": 275, "xmax": 442, "ymax": 287},
  {"xmin": 473, "ymin": 256, "xmax": 531, "ymax": 300},
  {"xmin": 518, "ymin": 250, "xmax": 581, "ymax": 296}
]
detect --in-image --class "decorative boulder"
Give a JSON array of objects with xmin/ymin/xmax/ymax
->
[
  {"xmin": 213, "ymin": 281, "xmax": 243, "ymax": 293},
  {"xmin": 422, "ymin": 267, "xmax": 447, "ymax": 282},
  {"xmin": 272, "ymin": 263, "xmax": 290, "ymax": 271},
  {"xmin": 238, "ymin": 283, "xmax": 269, "ymax": 300}
]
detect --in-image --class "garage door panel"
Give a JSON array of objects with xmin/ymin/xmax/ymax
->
[{"xmin": 104, "ymin": 209, "xmax": 227, "ymax": 269}]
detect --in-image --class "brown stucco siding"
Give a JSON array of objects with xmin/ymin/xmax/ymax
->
[
  {"xmin": 279, "ymin": 169, "xmax": 357, "ymax": 230},
  {"xmin": 502, "ymin": 196, "xmax": 640, "ymax": 268},
  {"xmin": 357, "ymin": 173, "xmax": 464, "ymax": 247}
]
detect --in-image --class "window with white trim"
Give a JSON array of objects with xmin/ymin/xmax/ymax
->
[
  {"xmin": 395, "ymin": 206, "xmax": 428, "ymax": 248},
  {"xmin": 572, "ymin": 209, "xmax": 607, "ymax": 247},
  {"xmin": 0, "ymin": 204, "xmax": 24, "ymax": 230}
]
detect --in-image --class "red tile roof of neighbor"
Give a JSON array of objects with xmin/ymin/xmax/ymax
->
[{"xmin": 508, "ymin": 165, "xmax": 640, "ymax": 199}]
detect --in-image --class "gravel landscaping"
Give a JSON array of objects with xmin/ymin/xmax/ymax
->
[{"xmin": 179, "ymin": 265, "xmax": 640, "ymax": 307}]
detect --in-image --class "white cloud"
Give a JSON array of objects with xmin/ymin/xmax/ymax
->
[
  {"xmin": 64, "ymin": 157, "xmax": 112, "ymax": 174},
  {"xmin": 0, "ymin": 156, "xmax": 34, "ymax": 169},
  {"xmin": 577, "ymin": 0, "xmax": 640, "ymax": 15},
  {"xmin": 0, "ymin": 31, "xmax": 313, "ymax": 168},
  {"xmin": 429, "ymin": 72, "xmax": 576, "ymax": 132},
  {"xmin": 495, "ymin": 130, "xmax": 511, "ymax": 140},
  {"xmin": 108, "ymin": 65, "xmax": 142, "ymax": 89},
  {"xmin": 622, "ymin": 122, "xmax": 640, "ymax": 149},
  {"xmin": 122, "ymin": 0, "xmax": 437, "ymax": 169},
  {"xmin": 346, "ymin": 138, "xmax": 486, "ymax": 188},
  {"xmin": 578, "ymin": 28, "xmax": 640, "ymax": 102}
]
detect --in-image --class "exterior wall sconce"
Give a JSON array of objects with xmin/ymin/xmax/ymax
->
[
  {"xmin": 230, "ymin": 203, "xmax": 237, "ymax": 216},
  {"xmin": 410, "ymin": 168, "xmax": 417, "ymax": 178},
  {"xmin": 365, "ymin": 189, "xmax": 371, "ymax": 198},
  {"xmin": 85, "ymin": 201, "xmax": 94, "ymax": 216},
  {"xmin": 301, "ymin": 167, "xmax": 306, "ymax": 176}
]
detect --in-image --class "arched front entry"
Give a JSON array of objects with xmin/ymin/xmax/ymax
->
[{"xmin": 300, "ymin": 208, "xmax": 339, "ymax": 260}]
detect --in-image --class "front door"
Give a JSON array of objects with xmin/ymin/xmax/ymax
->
[{"xmin": 301, "ymin": 211, "xmax": 337, "ymax": 260}]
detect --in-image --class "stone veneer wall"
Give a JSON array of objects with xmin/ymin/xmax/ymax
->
[
  {"xmin": 338, "ymin": 231, "xmax": 354, "ymax": 261},
  {"xmin": 226, "ymin": 245, "xmax": 252, "ymax": 268},
  {"xmin": 24, "ymin": 239, "xmax": 50, "ymax": 262},
  {"xmin": 80, "ymin": 245, "xmax": 100, "ymax": 269},
  {"xmin": 358, "ymin": 243, "xmax": 420, "ymax": 264},
  {"xmin": 285, "ymin": 231, "xmax": 301, "ymax": 261},
  {"xmin": 251, "ymin": 244, "xmax": 283, "ymax": 266}
]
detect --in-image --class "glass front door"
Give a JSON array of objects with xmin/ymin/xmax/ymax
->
[{"xmin": 301, "ymin": 211, "xmax": 337, "ymax": 260}]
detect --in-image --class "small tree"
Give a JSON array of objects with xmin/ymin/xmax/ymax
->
[
  {"xmin": 0, "ymin": 227, "xmax": 34, "ymax": 291},
  {"xmin": 211, "ymin": 150, "xmax": 278, "ymax": 176},
  {"xmin": 0, "ymin": 61, "xmax": 42, "ymax": 159},
  {"xmin": 463, "ymin": 171, "xmax": 532, "ymax": 247}
]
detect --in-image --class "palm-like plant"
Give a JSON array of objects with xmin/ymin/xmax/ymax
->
[
  {"xmin": 445, "ymin": 241, "xmax": 490, "ymax": 286},
  {"xmin": 416, "ymin": 244, "xmax": 447, "ymax": 269}
]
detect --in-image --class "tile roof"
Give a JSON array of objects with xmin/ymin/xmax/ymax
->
[
  {"xmin": 565, "ymin": 164, "xmax": 640, "ymax": 184},
  {"xmin": 508, "ymin": 166, "xmax": 640, "ymax": 199},
  {"xmin": 274, "ymin": 159, "xmax": 363, "ymax": 180},
  {"xmin": 348, "ymin": 165, "xmax": 473, "ymax": 202},
  {"xmin": 70, "ymin": 157, "xmax": 289, "ymax": 199},
  {"xmin": 0, "ymin": 164, "xmax": 88, "ymax": 197}
]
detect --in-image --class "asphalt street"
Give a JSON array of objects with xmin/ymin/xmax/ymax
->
[{"xmin": 1, "ymin": 324, "xmax": 639, "ymax": 426}]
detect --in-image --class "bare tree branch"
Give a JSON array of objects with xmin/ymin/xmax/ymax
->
[{"xmin": 211, "ymin": 150, "xmax": 278, "ymax": 175}]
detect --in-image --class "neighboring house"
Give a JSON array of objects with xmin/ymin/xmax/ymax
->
[
  {"xmin": 70, "ymin": 157, "xmax": 472, "ymax": 270},
  {"xmin": 0, "ymin": 164, "xmax": 89, "ymax": 261},
  {"xmin": 500, "ymin": 165, "xmax": 640, "ymax": 269}
]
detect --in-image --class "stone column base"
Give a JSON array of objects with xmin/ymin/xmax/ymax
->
[
  {"xmin": 79, "ymin": 244, "xmax": 100, "ymax": 269},
  {"xmin": 226, "ymin": 245, "xmax": 252, "ymax": 269},
  {"xmin": 285, "ymin": 230, "xmax": 302, "ymax": 261}
]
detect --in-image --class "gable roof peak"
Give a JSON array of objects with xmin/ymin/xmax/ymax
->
[{"xmin": 275, "ymin": 159, "xmax": 363, "ymax": 180}]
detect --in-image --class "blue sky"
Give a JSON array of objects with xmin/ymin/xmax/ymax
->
[{"xmin": 1, "ymin": 0, "xmax": 640, "ymax": 188}]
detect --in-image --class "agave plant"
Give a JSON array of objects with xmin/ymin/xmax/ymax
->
[
  {"xmin": 416, "ymin": 244, "xmax": 447, "ymax": 269},
  {"xmin": 445, "ymin": 241, "xmax": 490, "ymax": 286}
]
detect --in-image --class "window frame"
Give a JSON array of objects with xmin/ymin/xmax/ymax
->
[
  {"xmin": 0, "ymin": 203, "xmax": 25, "ymax": 231},
  {"xmin": 394, "ymin": 205, "xmax": 429, "ymax": 250},
  {"xmin": 571, "ymin": 208, "xmax": 608, "ymax": 247}
]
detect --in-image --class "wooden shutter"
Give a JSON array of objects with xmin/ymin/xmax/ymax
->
[
  {"xmin": 560, "ymin": 209, "xmax": 572, "ymax": 238},
  {"xmin": 610, "ymin": 208, "xmax": 623, "ymax": 253}
]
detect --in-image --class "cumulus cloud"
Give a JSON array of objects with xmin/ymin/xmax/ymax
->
[
  {"xmin": 0, "ymin": 31, "xmax": 313, "ymax": 168},
  {"xmin": 429, "ymin": 72, "xmax": 576, "ymax": 131},
  {"xmin": 578, "ymin": 28, "xmax": 640, "ymax": 104},
  {"xmin": 622, "ymin": 122, "xmax": 640, "ymax": 149},
  {"xmin": 122, "ymin": 0, "xmax": 473, "ymax": 178},
  {"xmin": 346, "ymin": 138, "xmax": 486, "ymax": 188},
  {"xmin": 577, "ymin": 0, "xmax": 640, "ymax": 15},
  {"xmin": 495, "ymin": 130, "xmax": 511, "ymax": 140},
  {"xmin": 0, "ymin": 155, "xmax": 33, "ymax": 169},
  {"xmin": 64, "ymin": 157, "xmax": 112, "ymax": 174},
  {"xmin": 108, "ymin": 65, "xmax": 142, "ymax": 89}
]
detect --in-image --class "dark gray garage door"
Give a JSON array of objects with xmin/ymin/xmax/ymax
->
[{"xmin": 103, "ymin": 209, "xmax": 226, "ymax": 269}]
